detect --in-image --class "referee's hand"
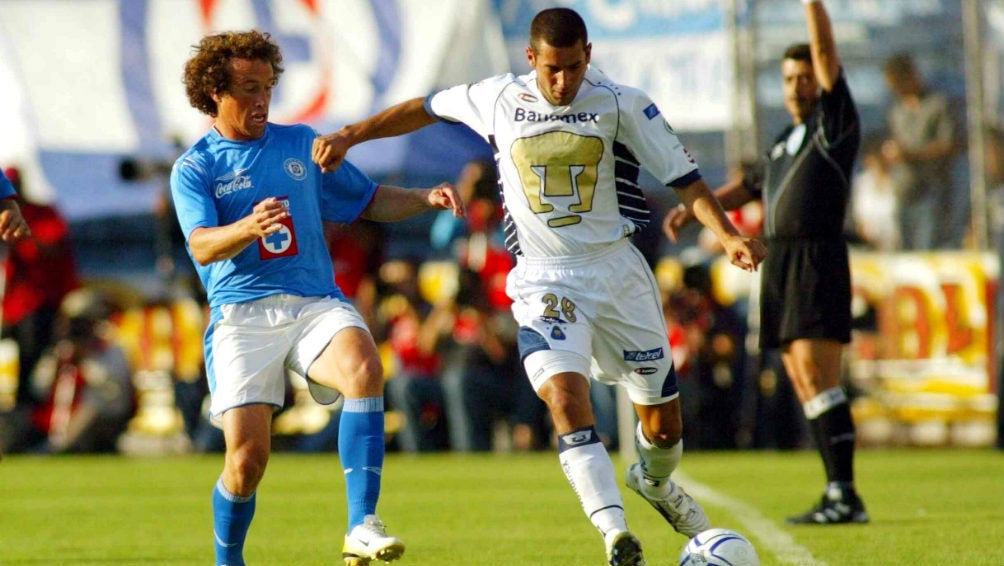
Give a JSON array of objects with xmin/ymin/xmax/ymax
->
[{"xmin": 662, "ymin": 204, "xmax": 691, "ymax": 243}]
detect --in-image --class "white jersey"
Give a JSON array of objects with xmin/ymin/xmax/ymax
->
[{"xmin": 427, "ymin": 67, "xmax": 701, "ymax": 258}]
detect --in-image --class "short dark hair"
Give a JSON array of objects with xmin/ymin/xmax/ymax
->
[
  {"xmin": 183, "ymin": 30, "xmax": 284, "ymax": 117},
  {"xmin": 529, "ymin": 8, "xmax": 588, "ymax": 51},
  {"xmin": 884, "ymin": 53, "xmax": 916, "ymax": 78},
  {"xmin": 783, "ymin": 43, "xmax": 812, "ymax": 64}
]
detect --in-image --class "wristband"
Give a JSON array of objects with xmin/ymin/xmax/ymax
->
[{"xmin": 801, "ymin": 0, "xmax": 821, "ymax": 4}]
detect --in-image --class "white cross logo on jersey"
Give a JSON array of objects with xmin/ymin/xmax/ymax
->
[
  {"xmin": 257, "ymin": 215, "xmax": 299, "ymax": 260},
  {"xmin": 263, "ymin": 224, "xmax": 293, "ymax": 253}
]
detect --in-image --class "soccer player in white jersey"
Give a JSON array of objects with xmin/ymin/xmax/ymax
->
[
  {"xmin": 171, "ymin": 30, "xmax": 463, "ymax": 566},
  {"xmin": 313, "ymin": 9, "xmax": 766, "ymax": 565}
]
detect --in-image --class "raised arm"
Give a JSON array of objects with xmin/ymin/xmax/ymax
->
[
  {"xmin": 312, "ymin": 97, "xmax": 437, "ymax": 173},
  {"xmin": 803, "ymin": 0, "xmax": 841, "ymax": 91}
]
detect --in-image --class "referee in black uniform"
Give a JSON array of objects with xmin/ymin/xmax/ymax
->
[{"xmin": 664, "ymin": 0, "xmax": 867, "ymax": 524}]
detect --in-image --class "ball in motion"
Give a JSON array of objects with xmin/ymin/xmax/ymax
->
[{"xmin": 679, "ymin": 528, "xmax": 759, "ymax": 566}]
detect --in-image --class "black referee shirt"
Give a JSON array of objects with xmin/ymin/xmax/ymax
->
[{"xmin": 745, "ymin": 71, "xmax": 860, "ymax": 240}]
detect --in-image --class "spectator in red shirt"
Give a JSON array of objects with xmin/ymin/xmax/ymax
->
[{"xmin": 0, "ymin": 166, "xmax": 80, "ymax": 453}]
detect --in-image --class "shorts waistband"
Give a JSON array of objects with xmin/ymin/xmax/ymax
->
[
  {"xmin": 517, "ymin": 238, "xmax": 630, "ymax": 269},
  {"xmin": 244, "ymin": 293, "xmax": 323, "ymax": 307}
]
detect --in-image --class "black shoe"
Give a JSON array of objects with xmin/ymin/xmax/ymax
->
[
  {"xmin": 607, "ymin": 532, "xmax": 646, "ymax": 566},
  {"xmin": 786, "ymin": 489, "xmax": 869, "ymax": 525}
]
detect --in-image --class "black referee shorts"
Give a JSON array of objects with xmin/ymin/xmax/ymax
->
[{"xmin": 759, "ymin": 237, "xmax": 851, "ymax": 349}]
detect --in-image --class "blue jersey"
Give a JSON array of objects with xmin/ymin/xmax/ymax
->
[
  {"xmin": 0, "ymin": 170, "xmax": 15, "ymax": 199},
  {"xmin": 170, "ymin": 123, "xmax": 378, "ymax": 308}
]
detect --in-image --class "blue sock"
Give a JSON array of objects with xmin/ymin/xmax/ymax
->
[
  {"xmin": 339, "ymin": 396, "xmax": 385, "ymax": 529},
  {"xmin": 212, "ymin": 477, "xmax": 256, "ymax": 566}
]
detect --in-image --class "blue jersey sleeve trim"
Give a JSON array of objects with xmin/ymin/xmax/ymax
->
[{"xmin": 667, "ymin": 169, "xmax": 702, "ymax": 188}]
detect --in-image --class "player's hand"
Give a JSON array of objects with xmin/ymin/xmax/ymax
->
[
  {"xmin": 662, "ymin": 204, "xmax": 692, "ymax": 243},
  {"xmin": 0, "ymin": 199, "xmax": 31, "ymax": 242},
  {"xmin": 246, "ymin": 197, "xmax": 289, "ymax": 237},
  {"xmin": 312, "ymin": 130, "xmax": 352, "ymax": 173},
  {"xmin": 426, "ymin": 183, "xmax": 466, "ymax": 218},
  {"xmin": 721, "ymin": 234, "xmax": 767, "ymax": 272}
]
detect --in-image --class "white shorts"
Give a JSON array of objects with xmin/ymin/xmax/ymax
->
[
  {"xmin": 507, "ymin": 239, "xmax": 678, "ymax": 406},
  {"xmin": 206, "ymin": 294, "xmax": 364, "ymax": 422}
]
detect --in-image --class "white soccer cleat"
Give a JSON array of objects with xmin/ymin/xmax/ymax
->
[
  {"xmin": 342, "ymin": 514, "xmax": 405, "ymax": 565},
  {"xmin": 626, "ymin": 463, "xmax": 710, "ymax": 538}
]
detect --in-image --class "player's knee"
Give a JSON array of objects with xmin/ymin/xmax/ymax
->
[
  {"xmin": 226, "ymin": 445, "xmax": 269, "ymax": 492},
  {"xmin": 538, "ymin": 378, "xmax": 591, "ymax": 423},
  {"xmin": 338, "ymin": 352, "xmax": 384, "ymax": 397},
  {"xmin": 645, "ymin": 424, "xmax": 682, "ymax": 448}
]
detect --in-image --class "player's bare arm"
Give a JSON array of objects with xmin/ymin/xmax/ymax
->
[
  {"xmin": 187, "ymin": 196, "xmax": 289, "ymax": 265},
  {"xmin": 312, "ymin": 97, "xmax": 437, "ymax": 173},
  {"xmin": 664, "ymin": 177, "xmax": 755, "ymax": 240},
  {"xmin": 361, "ymin": 183, "xmax": 465, "ymax": 223},
  {"xmin": 0, "ymin": 198, "xmax": 31, "ymax": 242},
  {"xmin": 804, "ymin": 0, "xmax": 840, "ymax": 91},
  {"xmin": 672, "ymin": 179, "xmax": 765, "ymax": 271}
]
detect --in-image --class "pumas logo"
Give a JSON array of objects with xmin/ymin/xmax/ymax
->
[
  {"xmin": 215, "ymin": 168, "xmax": 253, "ymax": 198},
  {"xmin": 518, "ymin": 92, "xmax": 538, "ymax": 103},
  {"xmin": 256, "ymin": 196, "xmax": 299, "ymax": 260},
  {"xmin": 550, "ymin": 326, "xmax": 566, "ymax": 340},
  {"xmin": 561, "ymin": 430, "xmax": 593, "ymax": 446},
  {"xmin": 284, "ymin": 158, "xmax": 307, "ymax": 180}
]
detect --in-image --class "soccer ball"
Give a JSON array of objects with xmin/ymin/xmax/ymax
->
[{"xmin": 679, "ymin": 528, "xmax": 759, "ymax": 566}]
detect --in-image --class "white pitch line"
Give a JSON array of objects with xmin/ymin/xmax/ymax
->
[{"xmin": 675, "ymin": 470, "xmax": 827, "ymax": 566}]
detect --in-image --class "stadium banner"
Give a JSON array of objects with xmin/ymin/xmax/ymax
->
[
  {"xmin": 493, "ymin": 0, "xmax": 736, "ymax": 133},
  {"xmin": 0, "ymin": 0, "xmax": 507, "ymax": 219},
  {"xmin": 847, "ymin": 251, "xmax": 998, "ymax": 445}
]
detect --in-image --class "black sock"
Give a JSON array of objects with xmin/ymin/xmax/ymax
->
[
  {"xmin": 807, "ymin": 417, "xmax": 834, "ymax": 483},
  {"xmin": 814, "ymin": 402, "xmax": 856, "ymax": 486}
]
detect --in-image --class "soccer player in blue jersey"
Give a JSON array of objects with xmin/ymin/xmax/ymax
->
[
  {"xmin": 171, "ymin": 30, "xmax": 463, "ymax": 566},
  {"xmin": 0, "ymin": 168, "xmax": 30, "ymax": 242}
]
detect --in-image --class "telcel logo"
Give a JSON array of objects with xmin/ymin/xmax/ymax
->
[{"xmin": 623, "ymin": 348, "xmax": 664, "ymax": 362}]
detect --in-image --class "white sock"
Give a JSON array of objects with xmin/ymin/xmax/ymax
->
[
  {"xmin": 558, "ymin": 428, "xmax": 628, "ymax": 540},
  {"xmin": 634, "ymin": 421, "xmax": 682, "ymax": 496}
]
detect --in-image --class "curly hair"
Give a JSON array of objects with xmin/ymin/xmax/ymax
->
[{"xmin": 183, "ymin": 30, "xmax": 284, "ymax": 117}]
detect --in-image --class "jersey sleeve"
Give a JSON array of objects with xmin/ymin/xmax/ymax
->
[
  {"xmin": 0, "ymin": 170, "xmax": 15, "ymax": 199},
  {"xmin": 320, "ymin": 159, "xmax": 379, "ymax": 223},
  {"xmin": 170, "ymin": 153, "xmax": 218, "ymax": 241},
  {"xmin": 617, "ymin": 88, "xmax": 701, "ymax": 187},
  {"xmin": 425, "ymin": 74, "xmax": 513, "ymax": 139},
  {"xmin": 817, "ymin": 71, "xmax": 860, "ymax": 150}
]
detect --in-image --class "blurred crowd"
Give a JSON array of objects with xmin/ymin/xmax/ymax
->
[{"xmin": 0, "ymin": 50, "xmax": 998, "ymax": 457}]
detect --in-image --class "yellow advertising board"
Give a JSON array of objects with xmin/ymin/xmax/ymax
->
[{"xmin": 848, "ymin": 251, "xmax": 998, "ymax": 446}]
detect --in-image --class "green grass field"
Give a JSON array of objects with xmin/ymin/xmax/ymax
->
[{"xmin": 2, "ymin": 448, "xmax": 1002, "ymax": 565}]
